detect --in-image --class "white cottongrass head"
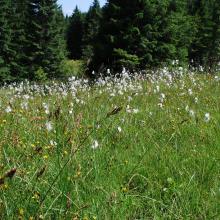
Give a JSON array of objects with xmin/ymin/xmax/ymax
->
[
  {"xmin": 50, "ymin": 140, "xmax": 57, "ymax": 146},
  {"xmin": 45, "ymin": 121, "xmax": 53, "ymax": 132},
  {"xmin": 5, "ymin": 106, "xmax": 12, "ymax": 113},
  {"xmin": 204, "ymin": 113, "xmax": 210, "ymax": 123},
  {"xmin": 188, "ymin": 89, "xmax": 193, "ymax": 95},
  {"xmin": 91, "ymin": 140, "xmax": 99, "ymax": 149},
  {"xmin": 189, "ymin": 110, "xmax": 195, "ymax": 118},
  {"xmin": 133, "ymin": 109, "xmax": 139, "ymax": 114},
  {"xmin": 117, "ymin": 126, "xmax": 122, "ymax": 133}
]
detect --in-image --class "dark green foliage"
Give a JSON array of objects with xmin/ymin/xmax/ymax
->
[
  {"xmin": 66, "ymin": 7, "xmax": 84, "ymax": 60},
  {"xmin": 0, "ymin": 0, "xmax": 12, "ymax": 81},
  {"xmin": 82, "ymin": 0, "xmax": 102, "ymax": 61},
  {"xmin": 189, "ymin": 0, "xmax": 220, "ymax": 71},
  {"xmin": 10, "ymin": 0, "xmax": 29, "ymax": 80},
  {"xmin": 90, "ymin": 0, "xmax": 196, "ymax": 73},
  {"xmin": 26, "ymin": 0, "xmax": 66, "ymax": 79},
  {"xmin": 0, "ymin": 0, "xmax": 66, "ymax": 82}
]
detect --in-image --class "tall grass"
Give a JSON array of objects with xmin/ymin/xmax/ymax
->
[{"xmin": 0, "ymin": 70, "xmax": 220, "ymax": 219}]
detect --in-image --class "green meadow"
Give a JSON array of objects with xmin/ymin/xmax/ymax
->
[{"xmin": 0, "ymin": 72, "xmax": 220, "ymax": 219}]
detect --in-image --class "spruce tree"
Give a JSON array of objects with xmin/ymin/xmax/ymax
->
[
  {"xmin": 91, "ymin": 0, "xmax": 150, "ymax": 72},
  {"xmin": 26, "ymin": 0, "xmax": 66, "ymax": 79},
  {"xmin": 91, "ymin": 0, "xmax": 195, "ymax": 73},
  {"xmin": 82, "ymin": 0, "xmax": 102, "ymax": 61},
  {"xmin": 153, "ymin": 0, "xmax": 196, "ymax": 66},
  {"xmin": 66, "ymin": 7, "xmax": 84, "ymax": 60},
  {"xmin": 189, "ymin": 0, "xmax": 220, "ymax": 70},
  {"xmin": 0, "ymin": 0, "xmax": 12, "ymax": 81},
  {"xmin": 10, "ymin": 0, "xmax": 29, "ymax": 80}
]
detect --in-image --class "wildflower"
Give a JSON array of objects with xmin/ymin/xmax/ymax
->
[
  {"xmin": 188, "ymin": 89, "xmax": 193, "ymax": 95},
  {"xmin": 121, "ymin": 186, "xmax": 128, "ymax": 193},
  {"xmin": 91, "ymin": 140, "xmax": 99, "ymax": 149},
  {"xmin": 160, "ymin": 93, "xmax": 165, "ymax": 100},
  {"xmin": 64, "ymin": 150, "xmax": 68, "ymax": 155},
  {"xmin": 43, "ymin": 155, "xmax": 48, "ymax": 160},
  {"xmin": 45, "ymin": 121, "xmax": 53, "ymax": 132},
  {"xmin": 69, "ymin": 109, "xmax": 73, "ymax": 114},
  {"xmin": 21, "ymin": 102, "xmax": 28, "ymax": 110},
  {"xmin": 189, "ymin": 110, "xmax": 195, "ymax": 117},
  {"xmin": 49, "ymin": 140, "xmax": 57, "ymax": 146},
  {"xmin": 133, "ymin": 109, "xmax": 139, "ymax": 114},
  {"xmin": 204, "ymin": 113, "xmax": 210, "ymax": 122},
  {"xmin": 5, "ymin": 106, "xmax": 12, "ymax": 113},
  {"xmin": 117, "ymin": 126, "xmax": 122, "ymax": 133},
  {"xmin": 158, "ymin": 103, "xmax": 163, "ymax": 108},
  {"xmin": 194, "ymin": 97, "xmax": 198, "ymax": 103},
  {"xmin": 19, "ymin": 208, "xmax": 24, "ymax": 216}
]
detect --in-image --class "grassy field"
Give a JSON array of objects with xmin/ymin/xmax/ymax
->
[{"xmin": 0, "ymin": 71, "xmax": 220, "ymax": 219}]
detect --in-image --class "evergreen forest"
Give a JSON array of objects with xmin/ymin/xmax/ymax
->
[{"xmin": 0, "ymin": 0, "xmax": 220, "ymax": 81}]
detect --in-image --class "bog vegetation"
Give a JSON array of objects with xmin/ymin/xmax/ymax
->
[
  {"xmin": 0, "ymin": 0, "xmax": 220, "ymax": 81},
  {"xmin": 0, "ymin": 70, "xmax": 220, "ymax": 219},
  {"xmin": 0, "ymin": 0, "xmax": 220, "ymax": 219}
]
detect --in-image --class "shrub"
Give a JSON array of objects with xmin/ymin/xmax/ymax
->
[
  {"xmin": 60, "ymin": 60, "xmax": 85, "ymax": 78},
  {"xmin": 34, "ymin": 67, "xmax": 47, "ymax": 81}
]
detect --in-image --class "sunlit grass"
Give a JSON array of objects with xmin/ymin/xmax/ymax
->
[{"xmin": 0, "ymin": 72, "xmax": 220, "ymax": 219}]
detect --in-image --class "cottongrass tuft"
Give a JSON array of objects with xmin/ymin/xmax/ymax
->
[{"xmin": 91, "ymin": 140, "xmax": 99, "ymax": 149}]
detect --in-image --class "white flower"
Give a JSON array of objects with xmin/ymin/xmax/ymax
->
[
  {"xmin": 21, "ymin": 102, "xmax": 28, "ymax": 110},
  {"xmin": 158, "ymin": 103, "xmax": 163, "ymax": 108},
  {"xmin": 133, "ymin": 109, "xmax": 139, "ymax": 114},
  {"xmin": 204, "ymin": 113, "xmax": 210, "ymax": 122},
  {"xmin": 117, "ymin": 126, "xmax": 122, "ymax": 133},
  {"xmin": 189, "ymin": 110, "xmax": 195, "ymax": 117},
  {"xmin": 43, "ymin": 103, "xmax": 50, "ymax": 114},
  {"xmin": 5, "ymin": 106, "xmax": 12, "ymax": 113},
  {"xmin": 50, "ymin": 140, "xmax": 57, "ymax": 146},
  {"xmin": 91, "ymin": 140, "xmax": 99, "ymax": 149},
  {"xmin": 159, "ymin": 93, "xmax": 166, "ymax": 102},
  {"xmin": 160, "ymin": 93, "xmax": 165, "ymax": 99},
  {"xmin": 45, "ymin": 121, "xmax": 53, "ymax": 132},
  {"xmin": 188, "ymin": 89, "xmax": 193, "ymax": 95}
]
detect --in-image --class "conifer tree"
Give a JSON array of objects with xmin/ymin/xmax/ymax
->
[
  {"xmin": 82, "ymin": 0, "xmax": 102, "ymax": 61},
  {"xmin": 189, "ymin": 0, "xmax": 220, "ymax": 70},
  {"xmin": 26, "ymin": 0, "xmax": 66, "ymax": 79},
  {"xmin": 66, "ymin": 7, "xmax": 84, "ymax": 60},
  {"xmin": 153, "ymin": 0, "xmax": 196, "ymax": 66},
  {"xmin": 91, "ymin": 0, "xmax": 195, "ymax": 73},
  {"xmin": 0, "ymin": 0, "xmax": 12, "ymax": 81},
  {"xmin": 91, "ymin": 0, "xmax": 149, "ymax": 72},
  {"xmin": 10, "ymin": 0, "xmax": 29, "ymax": 79}
]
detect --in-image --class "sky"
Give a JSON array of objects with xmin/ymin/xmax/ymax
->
[{"xmin": 57, "ymin": 0, "xmax": 107, "ymax": 16}]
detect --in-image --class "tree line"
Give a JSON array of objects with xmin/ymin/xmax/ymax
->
[
  {"xmin": 68, "ymin": 0, "xmax": 220, "ymax": 74},
  {"xmin": 0, "ymin": 0, "xmax": 220, "ymax": 81},
  {"xmin": 0, "ymin": 0, "xmax": 65, "ymax": 81}
]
